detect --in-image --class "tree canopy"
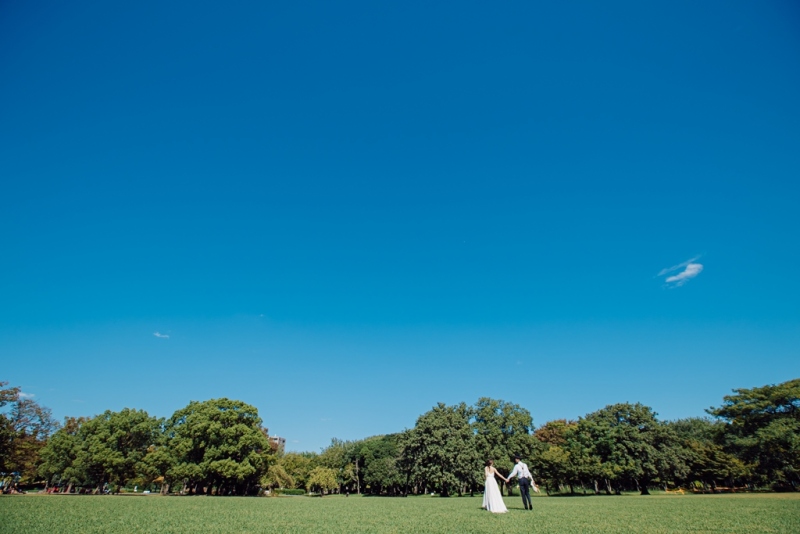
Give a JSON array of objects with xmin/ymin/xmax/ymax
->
[
  {"xmin": 708, "ymin": 379, "xmax": 800, "ymax": 488},
  {"xmin": 7, "ymin": 377, "xmax": 800, "ymax": 496},
  {"xmin": 165, "ymin": 398, "xmax": 273, "ymax": 495}
]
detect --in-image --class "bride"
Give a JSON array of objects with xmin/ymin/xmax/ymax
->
[{"xmin": 482, "ymin": 460, "xmax": 508, "ymax": 513}]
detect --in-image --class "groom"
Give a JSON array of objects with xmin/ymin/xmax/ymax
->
[{"xmin": 507, "ymin": 454, "xmax": 535, "ymax": 510}]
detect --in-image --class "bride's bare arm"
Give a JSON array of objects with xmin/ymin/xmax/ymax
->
[{"xmin": 490, "ymin": 467, "xmax": 508, "ymax": 482}]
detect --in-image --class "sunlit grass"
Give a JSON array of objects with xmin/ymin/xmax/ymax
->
[{"xmin": 1, "ymin": 492, "xmax": 798, "ymax": 533}]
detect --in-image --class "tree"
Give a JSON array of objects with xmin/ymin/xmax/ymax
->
[
  {"xmin": 0, "ymin": 382, "xmax": 21, "ymax": 473},
  {"xmin": 352, "ymin": 434, "xmax": 402, "ymax": 495},
  {"xmin": 472, "ymin": 398, "xmax": 537, "ymax": 495},
  {"xmin": 306, "ymin": 466, "xmax": 338, "ymax": 495},
  {"xmin": 278, "ymin": 452, "xmax": 317, "ymax": 490},
  {"xmin": 319, "ymin": 438, "xmax": 358, "ymax": 493},
  {"xmin": 667, "ymin": 418, "xmax": 747, "ymax": 491},
  {"xmin": 0, "ymin": 382, "xmax": 60, "ymax": 483},
  {"xmin": 260, "ymin": 464, "xmax": 294, "ymax": 491},
  {"xmin": 400, "ymin": 402, "xmax": 480, "ymax": 496},
  {"xmin": 578, "ymin": 403, "xmax": 681, "ymax": 495},
  {"xmin": 165, "ymin": 398, "xmax": 272, "ymax": 495},
  {"xmin": 533, "ymin": 420, "xmax": 581, "ymax": 493},
  {"xmin": 38, "ymin": 417, "xmax": 88, "ymax": 491},
  {"xmin": 708, "ymin": 379, "xmax": 800, "ymax": 488},
  {"xmin": 4, "ymin": 397, "xmax": 59, "ymax": 482},
  {"xmin": 74, "ymin": 408, "xmax": 162, "ymax": 492},
  {"xmin": 363, "ymin": 456, "xmax": 402, "ymax": 494}
]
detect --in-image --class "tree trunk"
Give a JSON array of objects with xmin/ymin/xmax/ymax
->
[{"xmin": 355, "ymin": 458, "xmax": 361, "ymax": 495}]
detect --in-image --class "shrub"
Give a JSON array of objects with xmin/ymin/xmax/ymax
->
[{"xmin": 275, "ymin": 489, "xmax": 306, "ymax": 496}]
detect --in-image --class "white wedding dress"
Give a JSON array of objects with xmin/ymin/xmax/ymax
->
[{"xmin": 482, "ymin": 467, "xmax": 507, "ymax": 513}]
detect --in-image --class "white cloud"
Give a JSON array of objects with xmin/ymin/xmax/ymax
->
[
  {"xmin": 19, "ymin": 392, "xmax": 35, "ymax": 399},
  {"xmin": 658, "ymin": 256, "xmax": 701, "ymax": 276},
  {"xmin": 665, "ymin": 263, "xmax": 703, "ymax": 287},
  {"xmin": 153, "ymin": 332, "xmax": 170, "ymax": 339}
]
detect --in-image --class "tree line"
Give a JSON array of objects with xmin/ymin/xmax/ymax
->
[{"xmin": 1, "ymin": 378, "xmax": 797, "ymax": 496}]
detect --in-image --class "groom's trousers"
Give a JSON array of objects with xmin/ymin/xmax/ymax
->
[{"xmin": 518, "ymin": 478, "xmax": 532, "ymax": 509}]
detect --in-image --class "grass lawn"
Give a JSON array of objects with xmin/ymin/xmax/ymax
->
[{"xmin": 1, "ymin": 492, "xmax": 798, "ymax": 533}]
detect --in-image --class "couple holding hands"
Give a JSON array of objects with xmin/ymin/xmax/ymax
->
[{"xmin": 483, "ymin": 455, "xmax": 538, "ymax": 514}]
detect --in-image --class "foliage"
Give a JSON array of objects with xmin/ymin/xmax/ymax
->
[
  {"xmin": 38, "ymin": 417, "xmax": 89, "ymax": 489},
  {"xmin": 667, "ymin": 418, "xmax": 748, "ymax": 489},
  {"xmin": 0, "ymin": 381, "xmax": 60, "ymax": 483},
  {"xmin": 278, "ymin": 452, "xmax": 318, "ymax": 490},
  {"xmin": 19, "ymin": 378, "xmax": 800, "ymax": 498},
  {"xmin": 165, "ymin": 398, "xmax": 272, "ymax": 495},
  {"xmin": 400, "ymin": 402, "xmax": 481, "ymax": 496},
  {"xmin": 532, "ymin": 419, "xmax": 587, "ymax": 493},
  {"xmin": 472, "ymin": 397, "xmax": 536, "ymax": 477},
  {"xmin": 577, "ymin": 403, "xmax": 682, "ymax": 495},
  {"xmin": 0, "ymin": 381, "xmax": 21, "ymax": 473},
  {"xmin": 319, "ymin": 438, "xmax": 359, "ymax": 492},
  {"xmin": 77, "ymin": 409, "xmax": 162, "ymax": 491},
  {"xmin": 274, "ymin": 488, "xmax": 306, "ymax": 495},
  {"xmin": 356, "ymin": 435, "xmax": 402, "ymax": 494},
  {"xmin": 261, "ymin": 464, "xmax": 294, "ymax": 490},
  {"xmin": 306, "ymin": 466, "xmax": 338, "ymax": 494},
  {"xmin": 708, "ymin": 379, "xmax": 800, "ymax": 488}
]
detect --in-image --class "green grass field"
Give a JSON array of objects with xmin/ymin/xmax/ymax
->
[{"xmin": 1, "ymin": 492, "xmax": 798, "ymax": 533}]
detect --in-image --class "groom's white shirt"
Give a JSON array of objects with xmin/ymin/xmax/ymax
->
[{"xmin": 508, "ymin": 461, "xmax": 533, "ymax": 481}]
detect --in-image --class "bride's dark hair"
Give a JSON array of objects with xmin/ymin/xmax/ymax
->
[{"xmin": 485, "ymin": 459, "xmax": 493, "ymax": 467}]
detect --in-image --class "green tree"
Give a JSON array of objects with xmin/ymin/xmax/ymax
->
[
  {"xmin": 278, "ymin": 452, "xmax": 317, "ymax": 490},
  {"xmin": 353, "ymin": 434, "xmax": 402, "ymax": 495},
  {"xmin": 260, "ymin": 464, "xmax": 294, "ymax": 491},
  {"xmin": 0, "ymin": 382, "xmax": 21, "ymax": 473},
  {"xmin": 578, "ymin": 403, "xmax": 680, "ymax": 495},
  {"xmin": 533, "ymin": 420, "xmax": 583, "ymax": 493},
  {"xmin": 38, "ymin": 417, "xmax": 88, "ymax": 491},
  {"xmin": 165, "ymin": 398, "xmax": 272, "ymax": 495},
  {"xmin": 363, "ymin": 456, "xmax": 402, "ymax": 494},
  {"xmin": 319, "ymin": 438, "xmax": 358, "ymax": 492},
  {"xmin": 306, "ymin": 466, "xmax": 338, "ymax": 495},
  {"xmin": 667, "ymin": 417, "xmax": 747, "ymax": 491},
  {"xmin": 3, "ymin": 394, "xmax": 59, "ymax": 483},
  {"xmin": 400, "ymin": 402, "xmax": 480, "ymax": 496},
  {"xmin": 74, "ymin": 408, "xmax": 162, "ymax": 492},
  {"xmin": 1, "ymin": 382, "xmax": 60, "ymax": 484},
  {"xmin": 472, "ymin": 398, "xmax": 536, "ymax": 494},
  {"xmin": 708, "ymin": 379, "xmax": 800, "ymax": 488}
]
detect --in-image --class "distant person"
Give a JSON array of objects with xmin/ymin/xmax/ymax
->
[
  {"xmin": 482, "ymin": 460, "xmax": 508, "ymax": 513},
  {"xmin": 507, "ymin": 454, "xmax": 537, "ymax": 510}
]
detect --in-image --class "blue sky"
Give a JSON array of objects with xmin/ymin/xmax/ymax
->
[{"xmin": 1, "ymin": 1, "xmax": 798, "ymax": 452}]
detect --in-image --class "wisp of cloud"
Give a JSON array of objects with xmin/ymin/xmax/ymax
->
[
  {"xmin": 660, "ymin": 258, "xmax": 704, "ymax": 287},
  {"xmin": 153, "ymin": 332, "xmax": 170, "ymax": 339},
  {"xmin": 658, "ymin": 256, "xmax": 700, "ymax": 277}
]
